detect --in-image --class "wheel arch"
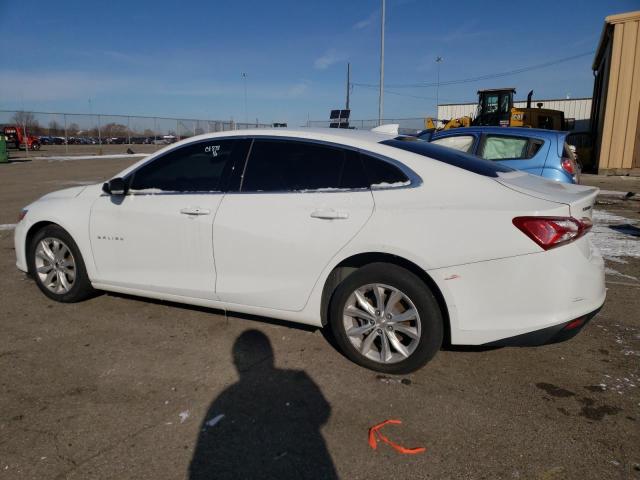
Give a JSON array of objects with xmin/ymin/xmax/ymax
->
[
  {"xmin": 25, "ymin": 221, "xmax": 57, "ymax": 275},
  {"xmin": 320, "ymin": 252, "xmax": 451, "ymax": 345}
]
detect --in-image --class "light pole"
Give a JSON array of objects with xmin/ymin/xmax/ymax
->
[
  {"xmin": 241, "ymin": 72, "xmax": 248, "ymax": 126},
  {"xmin": 435, "ymin": 56, "xmax": 443, "ymax": 122},
  {"xmin": 378, "ymin": 0, "xmax": 386, "ymax": 126}
]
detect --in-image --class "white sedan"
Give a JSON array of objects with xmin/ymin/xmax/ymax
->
[{"xmin": 14, "ymin": 127, "xmax": 605, "ymax": 373}]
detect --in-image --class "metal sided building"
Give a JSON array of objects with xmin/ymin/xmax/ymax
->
[
  {"xmin": 591, "ymin": 11, "xmax": 640, "ymax": 174},
  {"xmin": 437, "ymin": 97, "xmax": 592, "ymax": 131}
]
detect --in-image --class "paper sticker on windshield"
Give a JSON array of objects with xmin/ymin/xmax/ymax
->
[{"xmin": 205, "ymin": 145, "xmax": 221, "ymax": 157}]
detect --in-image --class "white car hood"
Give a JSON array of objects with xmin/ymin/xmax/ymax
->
[{"xmin": 39, "ymin": 185, "xmax": 89, "ymax": 201}]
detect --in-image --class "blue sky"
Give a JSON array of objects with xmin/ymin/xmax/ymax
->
[{"xmin": 0, "ymin": 0, "xmax": 637, "ymax": 126}]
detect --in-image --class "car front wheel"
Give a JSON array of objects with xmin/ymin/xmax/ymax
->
[
  {"xmin": 28, "ymin": 225, "xmax": 95, "ymax": 303},
  {"xmin": 329, "ymin": 263, "xmax": 443, "ymax": 374}
]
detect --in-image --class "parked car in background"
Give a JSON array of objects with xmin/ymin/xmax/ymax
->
[
  {"xmin": 420, "ymin": 127, "xmax": 580, "ymax": 184},
  {"xmin": 566, "ymin": 131, "xmax": 595, "ymax": 173},
  {"xmin": 14, "ymin": 127, "xmax": 604, "ymax": 373}
]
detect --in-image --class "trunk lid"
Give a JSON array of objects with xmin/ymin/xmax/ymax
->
[{"xmin": 494, "ymin": 171, "xmax": 598, "ymax": 219}]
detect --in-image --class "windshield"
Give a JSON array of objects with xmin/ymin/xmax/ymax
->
[{"xmin": 380, "ymin": 138, "xmax": 515, "ymax": 178}]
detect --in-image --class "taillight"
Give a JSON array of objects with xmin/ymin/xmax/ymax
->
[
  {"xmin": 18, "ymin": 208, "xmax": 28, "ymax": 222},
  {"xmin": 563, "ymin": 317, "xmax": 586, "ymax": 330},
  {"xmin": 512, "ymin": 216, "xmax": 592, "ymax": 250},
  {"xmin": 561, "ymin": 157, "xmax": 575, "ymax": 175}
]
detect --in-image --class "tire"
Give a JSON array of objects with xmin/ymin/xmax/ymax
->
[
  {"xmin": 28, "ymin": 224, "xmax": 95, "ymax": 303},
  {"xmin": 329, "ymin": 263, "xmax": 443, "ymax": 374}
]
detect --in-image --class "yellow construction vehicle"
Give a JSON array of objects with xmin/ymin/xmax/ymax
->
[{"xmin": 426, "ymin": 88, "xmax": 570, "ymax": 131}]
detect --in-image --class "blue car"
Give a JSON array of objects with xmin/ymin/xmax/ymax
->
[{"xmin": 419, "ymin": 127, "xmax": 580, "ymax": 184}]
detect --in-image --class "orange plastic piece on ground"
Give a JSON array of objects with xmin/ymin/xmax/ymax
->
[{"xmin": 368, "ymin": 419, "xmax": 426, "ymax": 455}]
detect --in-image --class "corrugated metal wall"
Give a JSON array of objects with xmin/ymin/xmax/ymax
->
[
  {"xmin": 437, "ymin": 98, "xmax": 592, "ymax": 131},
  {"xmin": 597, "ymin": 12, "xmax": 640, "ymax": 171}
]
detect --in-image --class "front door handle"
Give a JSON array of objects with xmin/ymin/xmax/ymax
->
[
  {"xmin": 180, "ymin": 207, "xmax": 211, "ymax": 216},
  {"xmin": 310, "ymin": 209, "xmax": 349, "ymax": 220}
]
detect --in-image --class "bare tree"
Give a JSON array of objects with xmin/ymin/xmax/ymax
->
[
  {"xmin": 68, "ymin": 123, "xmax": 79, "ymax": 136},
  {"xmin": 48, "ymin": 120, "xmax": 62, "ymax": 136},
  {"xmin": 12, "ymin": 111, "xmax": 41, "ymax": 134},
  {"xmin": 102, "ymin": 122, "xmax": 128, "ymax": 138}
]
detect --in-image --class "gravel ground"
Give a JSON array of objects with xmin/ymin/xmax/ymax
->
[{"xmin": 0, "ymin": 158, "xmax": 638, "ymax": 479}]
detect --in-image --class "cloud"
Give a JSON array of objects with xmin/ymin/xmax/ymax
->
[
  {"xmin": 439, "ymin": 21, "xmax": 488, "ymax": 43},
  {"xmin": 353, "ymin": 10, "xmax": 377, "ymax": 30},
  {"xmin": 0, "ymin": 69, "xmax": 315, "ymax": 103},
  {"xmin": 0, "ymin": 70, "xmax": 131, "ymax": 101},
  {"xmin": 286, "ymin": 81, "xmax": 309, "ymax": 98},
  {"xmin": 314, "ymin": 49, "xmax": 348, "ymax": 70}
]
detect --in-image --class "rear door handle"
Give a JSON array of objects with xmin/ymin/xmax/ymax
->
[
  {"xmin": 310, "ymin": 209, "xmax": 349, "ymax": 220},
  {"xmin": 180, "ymin": 207, "xmax": 211, "ymax": 216}
]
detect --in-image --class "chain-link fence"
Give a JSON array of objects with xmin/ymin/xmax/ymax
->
[
  {"xmin": 0, "ymin": 110, "xmax": 271, "ymax": 158},
  {"xmin": 306, "ymin": 118, "xmax": 427, "ymax": 132}
]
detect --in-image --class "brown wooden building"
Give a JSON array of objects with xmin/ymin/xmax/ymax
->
[{"xmin": 591, "ymin": 11, "xmax": 640, "ymax": 174}]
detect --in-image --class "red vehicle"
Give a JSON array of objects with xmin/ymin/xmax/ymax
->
[{"xmin": 3, "ymin": 126, "xmax": 41, "ymax": 150}]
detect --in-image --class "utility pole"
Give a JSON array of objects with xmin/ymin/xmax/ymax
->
[
  {"xmin": 378, "ymin": 0, "xmax": 385, "ymax": 126},
  {"xmin": 241, "ymin": 73, "xmax": 248, "ymax": 126},
  {"xmin": 346, "ymin": 62, "xmax": 351, "ymax": 110},
  {"xmin": 435, "ymin": 56, "xmax": 443, "ymax": 121},
  {"xmin": 88, "ymin": 98, "xmax": 93, "ymax": 141}
]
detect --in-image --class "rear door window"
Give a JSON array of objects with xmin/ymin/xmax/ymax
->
[
  {"xmin": 430, "ymin": 135, "xmax": 475, "ymax": 153},
  {"xmin": 241, "ymin": 139, "xmax": 368, "ymax": 192},
  {"xmin": 360, "ymin": 154, "xmax": 410, "ymax": 187}
]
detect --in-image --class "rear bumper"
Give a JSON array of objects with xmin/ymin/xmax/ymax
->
[
  {"xmin": 483, "ymin": 306, "xmax": 602, "ymax": 347},
  {"xmin": 430, "ymin": 236, "xmax": 605, "ymax": 345}
]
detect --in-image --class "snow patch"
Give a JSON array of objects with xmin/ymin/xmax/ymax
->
[
  {"xmin": 39, "ymin": 153, "xmax": 148, "ymax": 162},
  {"xmin": 604, "ymin": 267, "xmax": 639, "ymax": 282},
  {"xmin": 590, "ymin": 210, "xmax": 640, "ymax": 260},
  {"xmin": 371, "ymin": 180, "xmax": 411, "ymax": 189},
  {"xmin": 178, "ymin": 410, "xmax": 190, "ymax": 423}
]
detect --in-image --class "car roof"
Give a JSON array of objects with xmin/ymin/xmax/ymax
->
[
  {"xmin": 180, "ymin": 127, "xmax": 398, "ymax": 147},
  {"xmin": 432, "ymin": 126, "xmax": 565, "ymax": 139}
]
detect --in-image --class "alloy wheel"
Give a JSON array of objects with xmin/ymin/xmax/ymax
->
[
  {"xmin": 34, "ymin": 237, "xmax": 76, "ymax": 294},
  {"xmin": 342, "ymin": 283, "xmax": 421, "ymax": 364}
]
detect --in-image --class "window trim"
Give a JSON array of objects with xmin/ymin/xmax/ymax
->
[
  {"xmin": 121, "ymin": 138, "xmax": 246, "ymax": 195},
  {"xmin": 228, "ymin": 135, "xmax": 422, "ymax": 195},
  {"xmin": 117, "ymin": 135, "xmax": 421, "ymax": 196}
]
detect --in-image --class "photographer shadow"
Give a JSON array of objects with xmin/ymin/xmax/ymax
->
[{"xmin": 189, "ymin": 329, "xmax": 338, "ymax": 480}]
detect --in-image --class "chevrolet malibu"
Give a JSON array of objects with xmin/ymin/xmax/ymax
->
[{"xmin": 14, "ymin": 127, "xmax": 606, "ymax": 373}]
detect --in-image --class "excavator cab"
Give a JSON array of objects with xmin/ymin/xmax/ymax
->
[{"xmin": 473, "ymin": 88, "xmax": 515, "ymax": 127}]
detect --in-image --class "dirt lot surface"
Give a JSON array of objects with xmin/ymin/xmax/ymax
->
[{"xmin": 1, "ymin": 158, "xmax": 639, "ymax": 479}]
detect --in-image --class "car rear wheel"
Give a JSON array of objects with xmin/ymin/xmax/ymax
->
[
  {"xmin": 28, "ymin": 225, "xmax": 95, "ymax": 303},
  {"xmin": 329, "ymin": 263, "xmax": 443, "ymax": 374}
]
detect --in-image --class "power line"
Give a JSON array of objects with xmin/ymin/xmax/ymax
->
[
  {"xmin": 353, "ymin": 51, "xmax": 594, "ymax": 89},
  {"xmin": 355, "ymin": 84, "xmax": 458, "ymax": 102}
]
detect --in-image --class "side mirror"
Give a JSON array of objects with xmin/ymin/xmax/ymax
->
[{"xmin": 102, "ymin": 177, "xmax": 127, "ymax": 195}]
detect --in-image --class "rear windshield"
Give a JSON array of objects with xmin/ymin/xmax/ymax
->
[{"xmin": 380, "ymin": 137, "xmax": 515, "ymax": 178}]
